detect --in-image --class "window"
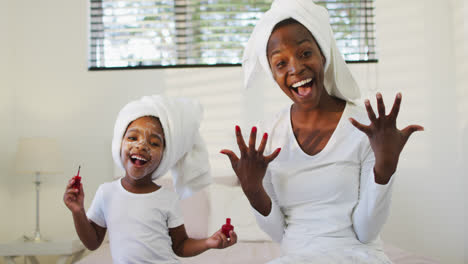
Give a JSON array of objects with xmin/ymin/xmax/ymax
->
[{"xmin": 89, "ymin": 0, "xmax": 377, "ymax": 70}]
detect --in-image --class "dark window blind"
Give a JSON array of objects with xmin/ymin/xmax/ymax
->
[{"xmin": 89, "ymin": 0, "xmax": 377, "ymax": 69}]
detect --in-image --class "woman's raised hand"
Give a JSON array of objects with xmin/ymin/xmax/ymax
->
[
  {"xmin": 349, "ymin": 92, "xmax": 424, "ymax": 184},
  {"xmin": 220, "ymin": 126, "xmax": 281, "ymax": 194}
]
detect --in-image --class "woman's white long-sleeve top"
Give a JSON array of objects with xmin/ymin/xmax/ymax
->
[{"xmin": 253, "ymin": 102, "xmax": 395, "ymax": 263}]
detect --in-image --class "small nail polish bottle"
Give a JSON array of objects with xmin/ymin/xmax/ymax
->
[
  {"xmin": 72, "ymin": 166, "xmax": 81, "ymax": 192},
  {"xmin": 221, "ymin": 218, "xmax": 234, "ymax": 238}
]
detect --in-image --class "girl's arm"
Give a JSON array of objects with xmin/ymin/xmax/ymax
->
[
  {"xmin": 64, "ymin": 178, "xmax": 107, "ymax": 250},
  {"xmin": 169, "ymin": 225, "xmax": 237, "ymax": 257}
]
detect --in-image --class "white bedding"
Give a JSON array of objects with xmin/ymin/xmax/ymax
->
[
  {"xmin": 76, "ymin": 177, "xmax": 439, "ymax": 264},
  {"xmin": 76, "ymin": 241, "xmax": 439, "ymax": 264}
]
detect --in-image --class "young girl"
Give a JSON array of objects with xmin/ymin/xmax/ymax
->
[{"xmin": 64, "ymin": 95, "xmax": 237, "ymax": 263}]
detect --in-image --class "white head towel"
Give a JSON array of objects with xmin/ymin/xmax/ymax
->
[
  {"xmin": 242, "ymin": 0, "xmax": 361, "ymax": 102},
  {"xmin": 112, "ymin": 95, "xmax": 212, "ymax": 199}
]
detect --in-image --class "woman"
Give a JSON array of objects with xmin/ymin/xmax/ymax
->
[{"xmin": 220, "ymin": 0, "xmax": 423, "ymax": 263}]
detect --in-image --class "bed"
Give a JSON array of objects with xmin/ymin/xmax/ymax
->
[{"xmin": 76, "ymin": 177, "xmax": 439, "ymax": 264}]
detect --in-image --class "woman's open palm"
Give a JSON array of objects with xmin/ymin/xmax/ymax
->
[
  {"xmin": 349, "ymin": 93, "xmax": 424, "ymax": 182},
  {"xmin": 220, "ymin": 126, "xmax": 281, "ymax": 192}
]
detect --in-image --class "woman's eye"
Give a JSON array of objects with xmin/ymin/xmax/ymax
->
[
  {"xmin": 128, "ymin": 136, "xmax": 136, "ymax": 141},
  {"xmin": 150, "ymin": 142, "xmax": 160, "ymax": 147},
  {"xmin": 303, "ymin": 51, "xmax": 312, "ymax": 57}
]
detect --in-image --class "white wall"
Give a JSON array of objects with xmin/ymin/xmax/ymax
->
[
  {"xmin": 2, "ymin": 0, "xmax": 465, "ymax": 263},
  {"xmin": 0, "ymin": 0, "xmax": 15, "ymax": 243},
  {"xmin": 453, "ymin": 0, "xmax": 468, "ymax": 262},
  {"xmin": 375, "ymin": 0, "xmax": 466, "ymax": 263}
]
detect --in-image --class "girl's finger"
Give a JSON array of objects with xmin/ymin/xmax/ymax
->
[
  {"xmin": 66, "ymin": 179, "xmax": 75, "ymax": 190},
  {"xmin": 349, "ymin": 118, "xmax": 371, "ymax": 136},
  {"xmin": 257, "ymin": 133, "xmax": 268, "ymax": 156},
  {"xmin": 66, "ymin": 188, "xmax": 78, "ymax": 195},
  {"xmin": 265, "ymin": 147, "xmax": 281, "ymax": 163},
  {"xmin": 212, "ymin": 234, "xmax": 222, "ymax": 248},
  {"xmin": 389, "ymin": 93, "xmax": 402, "ymax": 122},
  {"xmin": 228, "ymin": 231, "xmax": 238, "ymax": 245},
  {"xmin": 364, "ymin": 99, "xmax": 377, "ymax": 123},
  {"xmin": 248, "ymin": 126, "xmax": 257, "ymax": 155},
  {"xmin": 235, "ymin": 125, "xmax": 248, "ymax": 157},
  {"xmin": 219, "ymin": 233, "xmax": 228, "ymax": 248},
  {"xmin": 376, "ymin": 93, "xmax": 386, "ymax": 118}
]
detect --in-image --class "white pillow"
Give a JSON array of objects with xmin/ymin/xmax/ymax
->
[{"xmin": 208, "ymin": 183, "xmax": 271, "ymax": 242}]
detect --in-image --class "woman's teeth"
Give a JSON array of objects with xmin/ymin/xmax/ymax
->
[{"xmin": 291, "ymin": 78, "xmax": 313, "ymax": 88}]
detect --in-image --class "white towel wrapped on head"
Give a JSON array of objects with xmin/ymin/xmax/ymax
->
[
  {"xmin": 242, "ymin": 0, "xmax": 361, "ymax": 103},
  {"xmin": 112, "ymin": 95, "xmax": 212, "ymax": 199}
]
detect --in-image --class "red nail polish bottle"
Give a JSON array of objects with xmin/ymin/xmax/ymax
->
[
  {"xmin": 72, "ymin": 166, "xmax": 81, "ymax": 192},
  {"xmin": 221, "ymin": 218, "xmax": 234, "ymax": 238}
]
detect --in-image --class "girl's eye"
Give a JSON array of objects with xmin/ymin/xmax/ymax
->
[
  {"xmin": 128, "ymin": 136, "xmax": 136, "ymax": 141},
  {"xmin": 150, "ymin": 142, "xmax": 160, "ymax": 147},
  {"xmin": 276, "ymin": 61, "xmax": 285, "ymax": 68}
]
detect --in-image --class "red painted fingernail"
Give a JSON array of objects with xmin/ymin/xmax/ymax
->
[
  {"xmin": 220, "ymin": 150, "xmax": 225, "ymax": 154},
  {"xmin": 235, "ymin": 125, "xmax": 240, "ymax": 132},
  {"xmin": 252, "ymin": 126, "xmax": 257, "ymax": 133},
  {"xmin": 276, "ymin": 148, "xmax": 281, "ymax": 153},
  {"xmin": 263, "ymin": 133, "xmax": 268, "ymax": 140}
]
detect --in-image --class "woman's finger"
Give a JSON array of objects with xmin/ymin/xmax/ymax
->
[
  {"xmin": 401, "ymin": 125, "xmax": 424, "ymax": 141},
  {"xmin": 389, "ymin": 93, "xmax": 402, "ymax": 122},
  {"xmin": 376, "ymin": 93, "xmax": 386, "ymax": 118},
  {"xmin": 265, "ymin": 147, "xmax": 281, "ymax": 163},
  {"xmin": 248, "ymin": 126, "xmax": 257, "ymax": 156},
  {"xmin": 364, "ymin": 99, "xmax": 377, "ymax": 123},
  {"xmin": 349, "ymin": 118, "xmax": 371, "ymax": 136},
  {"xmin": 235, "ymin": 125, "xmax": 248, "ymax": 156},
  {"xmin": 257, "ymin": 133, "xmax": 268, "ymax": 156},
  {"xmin": 220, "ymin": 149, "xmax": 240, "ymax": 168}
]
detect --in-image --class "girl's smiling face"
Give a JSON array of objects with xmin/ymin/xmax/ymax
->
[
  {"xmin": 120, "ymin": 116, "xmax": 165, "ymax": 180},
  {"xmin": 267, "ymin": 20, "xmax": 326, "ymax": 108}
]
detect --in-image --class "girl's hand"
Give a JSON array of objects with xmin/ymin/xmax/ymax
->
[
  {"xmin": 220, "ymin": 126, "xmax": 281, "ymax": 194},
  {"xmin": 349, "ymin": 93, "xmax": 424, "ymax": 184},
  {"xmin": 63, "ymin": 178, "xmax": 85, "ymax": 214},
  {"xmin": 206, "ymin": 229, "xmax": 237, "ymax": 249}
]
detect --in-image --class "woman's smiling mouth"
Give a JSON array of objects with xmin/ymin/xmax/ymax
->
[{"xmin": 290, "ymin": 77, "xmax": 315, "ymax": 97}]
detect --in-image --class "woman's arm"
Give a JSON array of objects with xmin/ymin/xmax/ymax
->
[
  {"xmin": 351, "ymin": 143, "xmax": 394, "ymax": 243},
  {"xmin": 349, "ymin": 92, "xmax": 423, "ymax": 243},
  {"xmin": 221, "ymin": 126, "xmax": 284, "ymax": 242},
  {"xmin": 250, "ymin": 171, "xmax": 286, "ymax": 243},
  {"xmin": 169, "ymin": 225, "xmax": 237, "ymax": 257}
]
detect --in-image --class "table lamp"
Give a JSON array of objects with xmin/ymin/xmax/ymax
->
[{"xmin": 15, "ymin": 137, "xmax": 63, "ymax": 242}]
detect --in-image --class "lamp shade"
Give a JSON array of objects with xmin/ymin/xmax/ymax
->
[{"xmin": 15, "ymin": 137, "xmax": 64, "ymax": 175}]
